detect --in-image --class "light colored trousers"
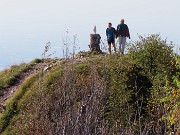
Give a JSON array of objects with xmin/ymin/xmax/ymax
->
[{"xmin": 119, "ymin": 37, "xmax": 126, "ymax": 54}]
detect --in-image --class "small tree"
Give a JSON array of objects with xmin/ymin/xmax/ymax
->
[{"xmin": 128, "ymin": 34, "xmax": 176, "ymax": 85}]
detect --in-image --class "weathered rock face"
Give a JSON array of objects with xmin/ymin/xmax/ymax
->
[{"xmin": 89, "ymin": 34, "xmax": 102, "ymax": 52}]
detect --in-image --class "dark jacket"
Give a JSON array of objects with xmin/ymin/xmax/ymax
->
[
  {"xmin": 106, "ymin": 27, "xmax": 116, "ymax": 40},
  {"xmin": 117, "ymin": 23, "xmax": 130, "ymax": 39}
]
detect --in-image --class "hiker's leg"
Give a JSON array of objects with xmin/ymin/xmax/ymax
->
[
  {"xmin": 112, "ymin": 40, "xmax": 116, "ymax": 53},
  {"xmin": 112, "ymin": 39, "xmax": 116, "ymax": 52},
  {"xmin": 107, "ymin": 40, "xmax": 112, "ymax": 54},
  {"xmin": 121, "ymin": 37, "xmax": 127, "ymax": 54},
  {"xmin": 108, "ymin": 43, "xmax": 111, "ymax": 54},
  {"xmin": 119, "ymin": 37, "xmax": 122, "ymax": 53}
]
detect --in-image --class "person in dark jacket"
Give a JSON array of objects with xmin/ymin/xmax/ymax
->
[
  {"xmin": 106, "ymin": 23, "xmax": 117, "ymax": 54},
  {"xmin": 117, "ymin": 19, "xmax": 130, "ymax": 54}
]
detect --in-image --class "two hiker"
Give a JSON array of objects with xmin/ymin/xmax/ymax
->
[{"xmin": 106, "ymin": 19, "xmax": 130, "ymax": 54}]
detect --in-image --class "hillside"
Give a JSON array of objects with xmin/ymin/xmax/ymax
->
[
  {"xmin": 0, "ymin": 58, "xmax": 61, "ymax": 112},
  {"xmin": 0, "ymin": 35, "xmax": 180, "ymax": 135}
]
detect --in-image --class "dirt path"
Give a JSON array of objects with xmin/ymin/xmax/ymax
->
[
  {"xmin": 0, "ymin": 59, "xmax": 59, "ymax": 113},
  {"xmin": 0, "ymin": 57, "xmax": 85, "ymax": 113}
]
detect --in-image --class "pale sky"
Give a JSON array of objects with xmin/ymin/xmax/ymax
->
[{"xmin": 0, "ymin": 0, "xmax": 180, "ymax": 69}]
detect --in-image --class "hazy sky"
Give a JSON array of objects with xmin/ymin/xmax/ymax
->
[{"xmin": 0, "ymin": 0, "xmax": 180, "ymax": 69}]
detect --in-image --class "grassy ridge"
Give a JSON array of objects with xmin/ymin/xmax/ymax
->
[
  {"xmin": 1, "ymin": 64, "xmax": 64, "ymax": 134},
  {"xmin": 0, "ymin": 58, "xmax": 42, "ymax": 89},
  {"xmin": 0, "ymin": 34, "xmax": 179, "ymax": 134},
  {"xmin": 0, "ymin": 55, "xmax": 152, "ymax": 134},
  {"xmin": 0, "ymin": 58, "xmax": 42, "ymax": 133},
  {"xmin": 0, "ymin": 74, "xmax": 39, "ymax": 133}
]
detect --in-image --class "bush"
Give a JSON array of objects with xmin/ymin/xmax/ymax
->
[
  {"xmin": 127, "ymin": 34, "xmax": 179, "ymax": 134},
  {"xmin": 127, "ymin": 34, "xmax": 176, "ymax": 85}
]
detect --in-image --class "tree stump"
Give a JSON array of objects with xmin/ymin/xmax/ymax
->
[{"xmin": 89, "ymin": 34, "xmax": 102, "ymax": 53}]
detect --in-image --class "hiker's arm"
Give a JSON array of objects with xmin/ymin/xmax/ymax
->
[
  {"xmin": 116, "ymin": 25, "xmax": 120, "ymax": 37},
  {"xmin": 126, "ymin": 26, "xmax": 130, "ymax": 39},
  {"xmin": 106, "ymin": 29, "xmax": 108, "ymax": 37},
  {"xmin": 114, "ymin": 28, "xmax": 118, "ymax": 38}
]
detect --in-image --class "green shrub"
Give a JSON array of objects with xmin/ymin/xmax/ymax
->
[{"xmin": 128, "ymin": 34, "xmax": 176, "ymax": 85}]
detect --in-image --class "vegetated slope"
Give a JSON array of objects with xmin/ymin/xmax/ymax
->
[
  {"xmin": 0, "ymin": 58, "xmax": 61, "ymax": 133},
  {"xmin": 0, "ymin": 59, "xmax": 43, "ymax": 112},
  {"xmin": 0, "ymin": 58, "xmax": 60, "ymax": 112},
  {"xmin": 0, "ymin": 34, "xmax": 179, "ymax": 135},
  {"xmin": 0, "ymin": 55, "xmax": 152, "ymax": 134}
]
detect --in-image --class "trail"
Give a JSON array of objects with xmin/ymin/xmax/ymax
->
[{"xmin": 0, "ymin": 59, "xmax": 59, "ymax": 113}]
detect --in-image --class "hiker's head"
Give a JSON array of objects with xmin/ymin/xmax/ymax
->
[
  {"xmin": 108, "ymin": 23, "xmax": 112, "ymax": 28},
  {"xmin": 121, "ymin": 19, "xmax": 125, "ymax": 24}
]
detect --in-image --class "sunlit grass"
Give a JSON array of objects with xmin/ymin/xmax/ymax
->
[{"xmin": 0, "ymin": 58, "xmax": 42, "ymax": 88}]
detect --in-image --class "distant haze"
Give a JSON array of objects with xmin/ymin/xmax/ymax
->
[{"xmin": 0, "ymin": 0, "xmax": 180, "ymax": 70}]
